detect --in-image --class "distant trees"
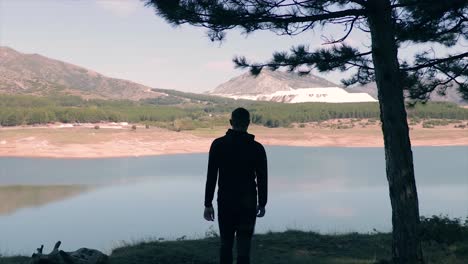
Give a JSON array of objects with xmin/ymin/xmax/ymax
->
[
  {"xmin": 1, "ymin": 111, "xmax": 23, "ymax": 126},
  {"xmin": 0, "ymin": 95, "xmax": 466, "ymax": 128},
  {"xmin": 141, "ymin": 95, "xmax": 184, "ymax": 105},
  {"xmin": 25, "ymin": 109, "xmax": 56, "ymax": 124}
]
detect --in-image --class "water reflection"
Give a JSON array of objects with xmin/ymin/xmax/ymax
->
[
  {"xmin": 0, "ymin": 146, "xmax": 466, "ymax": 255},
  {"xmin": 0, "ymin": 185, "xmax": 91, "ymax": 215}
]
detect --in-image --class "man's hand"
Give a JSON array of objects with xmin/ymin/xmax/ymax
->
[
  {"xmin": 256, "ymin": 206, "xmax": 266, "ymax": 217},
  {"xmin": 203, "ymin": 206, "xmax": 215, "ymax": 221}
]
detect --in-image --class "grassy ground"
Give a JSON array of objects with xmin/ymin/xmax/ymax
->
[{"xmin": 2, "ymin": 230, "xmax": 467, "ymax": 264}]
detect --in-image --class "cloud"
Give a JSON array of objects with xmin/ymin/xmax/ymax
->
[{"xmin": 96, "ymin": 0, "xmax": 140, "ymax": 17}]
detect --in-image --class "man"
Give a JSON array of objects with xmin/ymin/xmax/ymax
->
[{"xmin": 204, "ymin": 107, "xmax": 268, "ymax": 264}]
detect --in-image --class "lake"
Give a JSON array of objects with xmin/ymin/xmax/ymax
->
[{"xmin": 0, "ymin": 146, "xmax": 467, "ymax": 255}]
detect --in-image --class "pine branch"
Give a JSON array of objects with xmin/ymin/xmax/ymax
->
[
  {"xmin": 402, "ymin": 52, "xmax": 468, "ymax": 102},
  {"xmin": 234, "ymin": 45, "xmax": 373, "ymax": 78},
  {"xmin": 342, "ymin": 65, "xmax": 375, "ymax": 86},
  {"xmin": 195, "ymin": 9, "xmax": 366, "ymax": 25},
  {"xmin": 391, "ymin": 0, "xmax": 464, "ymax": 9},
  {"xmin": 394, "ymin": 0, "xmax": 467, "ymax": 45},
  {"xmin": 434, "ymin": 64, "xmax": 468, "ymax": 86},
  {"xmin": 146, "ymin": 0, "xmax": 367, "ymax": 36},
  {"xmin": 402, "ymin": 52, "xmax": 468, "ymax": 72},
  {"xmin": 323, "ymin": 16, "xmax": 360, "ymax": 44}
]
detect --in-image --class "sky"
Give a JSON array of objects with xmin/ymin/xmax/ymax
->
[{"xmin": 0, "ymin": 0, "xmax": 466, "ymax": 93}]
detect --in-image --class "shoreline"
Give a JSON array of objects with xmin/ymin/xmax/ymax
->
[
  {"xmin": 1, "ymin": 143, "xmax": 467, "ymax": 160},
  {"xmin": 1, "ymin": 121, "xmax": 467, "ymax": 159}
]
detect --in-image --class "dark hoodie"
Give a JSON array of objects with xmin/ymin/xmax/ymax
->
[{"xmin": 204, "ymin": 129, "xmax": 268, "ymax": 209}]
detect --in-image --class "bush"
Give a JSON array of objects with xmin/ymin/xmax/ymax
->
[
  {"xmin": 420, "ymin": 215, "xmax": 466, "ymax": 245},
  {"xmin": 337, "ymin": 124, "xmax": 353, "ymax": 129},
  {"xmin": 422, "ymin": 122, "xmax": 434, "ymax": 128},
  {"xmin": 423, "ymin": 119, "xmax": 450, "ymax": 127},
  {"xmin": 94, "ymin": 125, "xmax": 100, "ymax": 130},
  {"xmin": 172, "ymin": 118, "xmax": 196, "ymax": 131}
]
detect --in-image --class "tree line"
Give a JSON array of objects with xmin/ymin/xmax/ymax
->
[{"xmin": 0, "ymin": 94, "xmax": 466, "ymax": 128}]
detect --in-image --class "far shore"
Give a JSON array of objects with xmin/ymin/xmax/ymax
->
[{"xmin": 0, "ymin": 119, "xmax": 467, "ymax": 158}]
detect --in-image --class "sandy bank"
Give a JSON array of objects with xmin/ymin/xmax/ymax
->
[{"xmin": 0, "ymin": 121, "xmax": 466, "ymax": 158}]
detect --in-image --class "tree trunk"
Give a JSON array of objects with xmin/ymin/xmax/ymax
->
[{"xmin": 367, "ymin": 1, "xmax": 424, "ymax": 263}]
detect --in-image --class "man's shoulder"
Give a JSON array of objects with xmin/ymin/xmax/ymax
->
[
  {"xmin": 253, "ymin": 140, "xmax": 266, "ymax": 152},
  {"xmin": 211, "ymin": 136, "xmax": 226, "ymax": 147},
  {"xmin": 210, "ymin": 133, "xmax": 265, "ymax": 150}
]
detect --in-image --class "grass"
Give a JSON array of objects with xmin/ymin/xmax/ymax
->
[
  {"xmin": 0, "ymin": 256, "xmax": 29, "ymax": 264},
  {"xmin": 109, "ymin": 231, "xmax": 393, "ymax": 264},
  {"xmin": 2, "ymin": 229, "xmax": 467, "ymax": 264}
]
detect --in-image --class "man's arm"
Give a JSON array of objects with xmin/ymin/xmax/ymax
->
[
  {"xmin": 256, "ymin": 144, "xmax": 268, "ymax": 210},
  {"xmin": 204, "ymin": 141, "xmax": 218, "ymax": 208}
]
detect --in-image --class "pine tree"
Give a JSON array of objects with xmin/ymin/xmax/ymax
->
[{"xmin": 145, "ymin": 1, "xmax": 467, "ymax": 263}]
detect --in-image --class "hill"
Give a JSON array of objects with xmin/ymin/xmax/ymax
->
[
  {"xmin": 210, "ymin": 69, "xmax": 337, "ymax": 96},
  {"xmin": 347, "ymin": 82, "xmax": 467, "ymax": 106},
  {"xmin": 0, "ymin": 47, "xmax": 163, "ymax": 100},
  {"xmin": 211, "ymin": 69, "xmax": 466, "ymax": 105},
  {"xmin": 209, "ymin": 70, "xmax": 376, "ymax": 103}
]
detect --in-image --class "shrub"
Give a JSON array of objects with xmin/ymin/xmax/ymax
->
[
  {"xmin": 420, "ymin": 215, "xmax": 466, "ymax": 245},
  {"xmin": 422, "ymin": 122, "xmax": 434, "ymax": 128}
]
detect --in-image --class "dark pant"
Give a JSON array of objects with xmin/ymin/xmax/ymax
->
[{"xmin": 218, "ymin": 203, "xmax": 257, "ymax": 264}]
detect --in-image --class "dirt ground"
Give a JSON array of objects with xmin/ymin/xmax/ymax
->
[{"xmin": 0, "ymin": 119, "xmax": 466, "ymax": 158}]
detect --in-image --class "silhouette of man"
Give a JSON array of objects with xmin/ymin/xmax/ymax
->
[{"xmin": 204, "ymin": 107, "xmax": 268, "ymax": 264}]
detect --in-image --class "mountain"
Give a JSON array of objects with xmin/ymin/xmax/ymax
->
[
  {"xmin": 347, "ymin": 82, "xmax": 467, "ymax": 106},
  {"xmin": 211, "ymin": 69, "xmax": 338, "ymax": 95},
  {"xmin": 212, "ymin": 69, "xmax": 466, "ymax": 105},
  {"xmin": 0, "ymin": 46, "xmax": 163, "ymax": 100},
  {"xmin": 210, "ymin": 69, "xmax": 377, "ymax": 103}
]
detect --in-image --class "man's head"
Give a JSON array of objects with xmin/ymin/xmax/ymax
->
[{"xmin": 230, "ymin": 107, "xmax": 250, "ymax": 132}]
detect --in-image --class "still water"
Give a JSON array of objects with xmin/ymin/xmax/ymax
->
[{"xmin": 0, "ymin": 146, "xmax": 467, "ymax": 255}]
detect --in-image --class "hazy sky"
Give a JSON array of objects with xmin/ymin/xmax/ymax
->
[{"xmin": 1, "ymin": 0, "xmax": 465, "ymax": 92}]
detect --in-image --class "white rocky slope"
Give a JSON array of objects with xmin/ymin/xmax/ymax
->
[
  {"xmin": 218, "ymin": 87, "xmax": 377, "ymax": 103},
  {"xmin": 211, "ymin": 70, "xmax": 377, "ymax": 103}
]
